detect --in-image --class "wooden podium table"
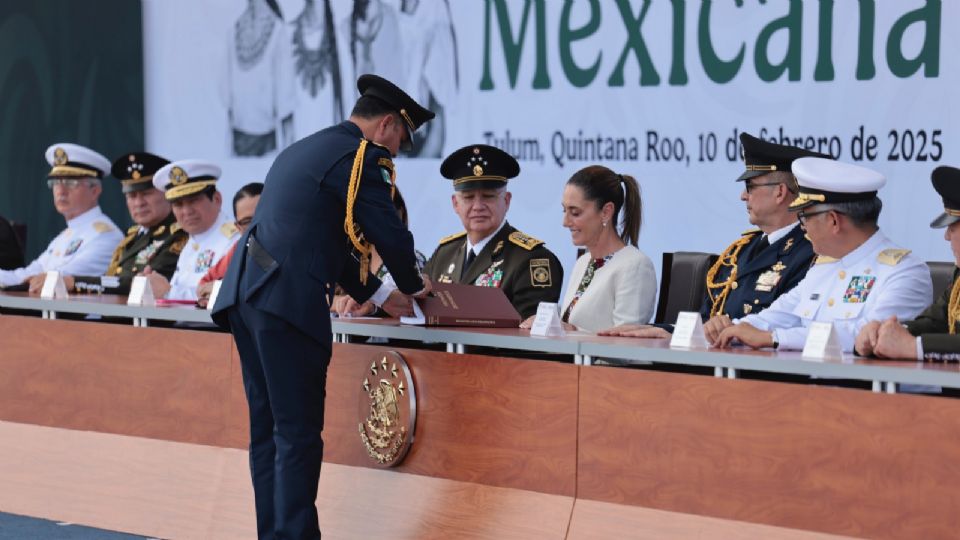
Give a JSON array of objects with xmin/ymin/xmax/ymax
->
[{"xmin": 2, "ymin": 302, "xmax": 960, "ymax": 538}]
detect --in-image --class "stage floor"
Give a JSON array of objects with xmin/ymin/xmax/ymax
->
[{"xmin": 0, "ymin": 421, "xmax": 852, "ymax": 539}]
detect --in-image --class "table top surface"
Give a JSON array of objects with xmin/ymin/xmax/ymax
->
[{"xmin": 3, "ymin": 291, "xmax": 958, "ymax": 388}]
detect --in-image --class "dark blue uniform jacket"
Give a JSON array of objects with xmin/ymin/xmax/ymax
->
[{"xmin": 212, "ymin": 121, "xmax": 424, "ymax": 347}]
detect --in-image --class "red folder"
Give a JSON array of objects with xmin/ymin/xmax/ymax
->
[{"xmin": 419, "ymin": 282, "xmax": 521, "ymax": 328}]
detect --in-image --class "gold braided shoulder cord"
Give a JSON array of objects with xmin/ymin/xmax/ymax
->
[
  {"xmin": 704, "ymin": 235, "xmax": 754, "ymax": 317},
  {"xmin": 345, "ymin": 139, "xmax": 373, "ymax": 284},
  {"xmin": 345, "ymin": 141, "xmax": 398, "ymax": 285},
  {"xmin": 947, "ymin": 275, "xmax": 960, "ymax": 334}
]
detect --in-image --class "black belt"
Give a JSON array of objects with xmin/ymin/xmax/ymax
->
[{"xmin": 246, "ymin": 234, "xmax": 278, "ymax": 272}]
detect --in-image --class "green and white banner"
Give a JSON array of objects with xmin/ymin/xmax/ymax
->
[{"xmin": 145, "ymin": 0, "xmax": 956, "ymax": 288}]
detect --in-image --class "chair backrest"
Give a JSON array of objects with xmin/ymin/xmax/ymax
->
[
  {"xmin": 655, "ymin": 251, "xmax": 719, "ymax": 324},
  {"xmin": 927, "ymin": 261, "xmax": 956, "ymax": 303}
]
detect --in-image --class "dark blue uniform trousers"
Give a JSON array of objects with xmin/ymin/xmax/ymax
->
[{"xmin": 229, "ymin": 301, "xmax": 328, "ymax": 540}]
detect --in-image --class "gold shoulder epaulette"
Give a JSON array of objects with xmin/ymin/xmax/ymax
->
[
  {"xmin": 741, "ymin": 228, "xmax": 762, "ymax": 237},
  {"xmin": 170, "ymin": 236, "xmax": 187, "ymax": 255},
  {"xmin": 170, "ymin": 222, "xmax": 182, "ymax": 234},
  {"xmin": 509, "ymin": 231, "xmax": 544, "ymax": 250},
  {"xmin": 814, "ymin": 255, "xmax": 839, "ymax": 265},
  {"xmin": 127, "ymin": 225, "xmax": 139, "ymax": 234},
  {"xmin": 92, "ymin": 221, "xmax": 114, "ymax": 234},
  {"xmin": 438, "ymin": 231, "xmax": 467, "ymax": 245},
  {"xmin": 878, "ymin": 248, "xmax": 911, "ymax": 266},
  {"xmin": 152, "ymin": 224, "xmax": 167, "ymax": 237},
  {"xmin": 220, "ymin": 221, "xmax": 238, "ymax": 238}
]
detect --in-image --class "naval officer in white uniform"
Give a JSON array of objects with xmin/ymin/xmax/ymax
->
[
  {"xmin": 5, "ymin": 143, "xmax": 121, "ymax": 289},
  {"xmin": 715, "ymin": 157, "xmax": 932, "ymax": 353},
  {"xmin": 145, "ymin": 160, "xmax": 238, "ymax": 301}
]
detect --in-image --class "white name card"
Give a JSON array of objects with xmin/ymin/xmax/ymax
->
[
  {"xmin": 206, "ymin": 280, "xmax": 223, "ymax": 311},
  {"xmin": 40, "ymin": 270, "xmax": 69, "ymax": 299},
  {"xmin": 127, "ymin": 276, "xmax": 156, "ymax": 306},
  {"xmin": 670, "ymin": 311, "xmax": 710, "ymax": 349},
  {"xmin": 802, "ymin": 321, "xmax": 843, "ymax": 361},
  {"xmin": 530, "ymin": 302, "xmax": 566, "ymax": 337}
]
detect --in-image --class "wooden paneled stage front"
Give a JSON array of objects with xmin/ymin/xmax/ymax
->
[{"xmin": 1, "ymin": 314, "xmax": 957, "ymax": 539}]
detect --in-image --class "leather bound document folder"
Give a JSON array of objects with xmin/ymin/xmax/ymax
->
[{"xmin": 413, "ymin": 282, "xmax": 521, "ymax": 328}]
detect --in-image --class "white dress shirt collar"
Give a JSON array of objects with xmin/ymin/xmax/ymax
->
[{"xmin": 465, "ymin": 219, "xmax": 507, "ymax": 257}]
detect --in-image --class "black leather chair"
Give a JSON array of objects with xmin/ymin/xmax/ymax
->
[
  {"xmin": 927, "ymin": 261, "xmax": 956, "ymax": 303},
  {"xmin": 654, "ymin": 252, "xmax": 719, "ymax": 324}
]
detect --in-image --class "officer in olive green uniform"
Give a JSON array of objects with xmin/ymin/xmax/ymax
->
[
  {"xmin": 72, "ymin": 152, "xmax": 187, "ymax": 295},
  {"xmin": 423, "ymin": 144, "xmax": 563, "ymax": 319},
  {"xmin": 876, "ymin": 165, "xmax": 960, "ymax": 362}
]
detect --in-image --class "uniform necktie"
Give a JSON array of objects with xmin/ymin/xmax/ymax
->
[
  {"xmin": 756, "ymin": 235, "xmax": 770, "ymax": 253},
  {"xmin": 464, "ymin": 248, "xmax": 476, "ymax": 269}
]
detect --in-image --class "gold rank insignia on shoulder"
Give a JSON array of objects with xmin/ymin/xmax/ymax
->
[
  {"xmin": 92, "ymin": 221, "xmax": 113, "ymax": 233},
  {"xmin": 153, "ymin": 225, "xmax": 166, "ymax": 237},
  {"xmin": 509, "ymin": 231, "xmax": 544, "ymax": 250},
  {"xmin": 741, "ymin": 228, "xmax": 761, "ymax": 237},
  {"xmin": 529, "ymin": 258, "xmax": 552, "ymax": 287},
  {"xmin": 170, "ymin": 237, "xmax": 187, "ymax": 255},
  {"xmin": 438, "ymin": 231, "xmax": 466, "ymax": 245},
  {"xmin": 170, "ymin": 222, "xmax": 182, "ymax": 234},
  {"xmin": 815, "ymin": 255, "xmax": 839, "ymax": 265},
  {"xmin": 878, "ymin": 248, "xmax": 911, "ymax": 266},
  {"xmin": 127, "ymin": 225, "xmax": 139, "ymax": 234},
  {"xmin": 220, "ymin": 221, "xmax": 238, "ymax": 238}
]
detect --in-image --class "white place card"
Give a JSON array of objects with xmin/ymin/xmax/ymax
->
[
  {"xmin": 530, "ymin": 302, "xmax": 566, "ymax": 337},
  {"xmin": 40, "ymin": 271, "xmax": 69, "ymax": 299},
  {"xmin": 670, "ymin": 311, "xmax": 710, "ymax": 349},
  {"xmin": 127, "ymin": 276, "xmax": 156, "ymax": 306},
  {"xmin": 802, "ymin": 321, "xmax": 843, "ymax": 361},
  {"xmin": 206, "ymin": 280, "xmax": 223, "ymax": 311}
]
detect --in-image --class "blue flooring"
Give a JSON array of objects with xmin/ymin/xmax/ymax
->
[{"xmin": 0, "ymin": 512, "xmax": 152, "ymax": 539}]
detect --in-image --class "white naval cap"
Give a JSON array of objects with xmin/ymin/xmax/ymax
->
[
  {"xmin": 789, "ymin": 157, "xmax": 886, "ymax": 210},
  {"xmin": 154, "ymin": 159, "xmax": 222, "ymax": 201},
  {"xmin": 45, "ymin": 143, "xmax": 111, "ymax": 179}
]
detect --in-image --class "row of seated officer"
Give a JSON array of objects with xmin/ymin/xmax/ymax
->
[
  {"xmin": 4, "ymin": 135, "xmax": 960, "ymax": 363},
  {"xmin": 338, "ymin": 132, "xmax": 955, "ymax": 364},
  {"xmin": 0, "ymin": 143, "xmax": 262, "ymax": 306}
]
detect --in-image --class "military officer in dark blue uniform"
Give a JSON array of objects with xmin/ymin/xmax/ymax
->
[
  {"xmin": 212, "ymin": 74, "xmax": 433, "ymax": 539},
  {"xmin": 601, "ymin": 133, "xmax": 827, "ymax": 341}
]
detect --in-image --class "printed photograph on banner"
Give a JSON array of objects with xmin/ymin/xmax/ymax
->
[{"xmin": 220, "ymin": 0, "xmax": 457, "ymax": 158}]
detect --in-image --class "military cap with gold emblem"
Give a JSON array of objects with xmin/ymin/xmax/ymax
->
[
  {"xmin": 153, "ymin": 159, "xmax": 222, "ymax": 201},
  {"xmin": 930, "ymin": 166, "xmax": 960, "ymax": 228},
  {"xmin": 440, "ymin": 144, "xmax": 520, "ymax": 192},
  {"xmin": 111, "ymin": 152, "xmax": 170, "ymax": 193},
  {"xmin": 44, "ymin": 143, "xmax": 110, "ymax": 179},
  {"xmin": 789, "ymin": 157, "xmax": 885, "ymax": 211},
  {"xmin": 737, "ymin": 133, "xmax": 830, "ymax": 182},
  {"xmin": 357, "ymin": 74, "xmax": 435, "ymax": 152}
]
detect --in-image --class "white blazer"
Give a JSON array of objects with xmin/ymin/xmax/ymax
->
[{"xmin": 560, "ymin": 246, "xmax": 657, "ymax": 332}]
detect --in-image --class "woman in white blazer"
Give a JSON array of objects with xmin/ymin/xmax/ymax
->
[{"xmin": 521, "ymin": 165, "xmax": 657, "ymax": 333}]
